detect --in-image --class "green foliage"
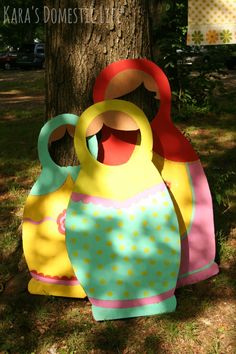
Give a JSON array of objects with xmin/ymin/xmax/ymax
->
[
  {"xmin": 208, "ymin": 168, "xmax": 235, "ymax": 207},
  {"xmin": 0, "ymin": 0, "xmax": 44, "ymax": 49},
  {"xmin": 152, "ymin": 0, "xmax": 235, "ymax": 116},
  {"xmin": 216, "ymin": 230, "xmax": 236, "ymax": 263}
]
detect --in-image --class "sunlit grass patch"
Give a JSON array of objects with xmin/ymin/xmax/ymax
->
[
  {"xmin": 0, "ymin": 70, "xmax": 45, "ymax": 95},
  {"xmin": 216, "ymin": 230, "xmax": 236, "ymax": 264}
]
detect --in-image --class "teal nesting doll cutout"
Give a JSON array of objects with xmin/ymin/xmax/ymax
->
[
  {"xmin": 22, "ymin": 114, "xmax": 98, "ymax": 298},
  {"xmin": 65, "ymin": 100, "xmax": 180, "ymax": 321}
]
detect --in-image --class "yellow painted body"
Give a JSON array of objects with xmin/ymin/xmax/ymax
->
[
  {"xmin": 153, "ymin": 153, "xmax": 194, "ymax": 238},
  {"xmin": 23, "ymin": 176, "xmax": 86, "ymax": 298}
]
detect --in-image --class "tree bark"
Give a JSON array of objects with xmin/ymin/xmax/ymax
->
[{"xmin": 45, "ymin": 0, "xmax": 154, "ymax": 165}]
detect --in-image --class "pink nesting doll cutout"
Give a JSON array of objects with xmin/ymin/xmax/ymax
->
[{"xmin": 93, "ymin": 59, "xmax": 219, "ymax": 287}]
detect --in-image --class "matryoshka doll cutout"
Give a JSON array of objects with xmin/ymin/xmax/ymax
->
[
  {"xmin": 93, "ymin": 59, "xmax": 219, "ymax": 287},
  {"xmin": 65, "ymin": 100, "xmax": 180, "ymax": 321},
  {"xmin": 22, "ymin": 114, "xmax": 97, "ymax": 298}
]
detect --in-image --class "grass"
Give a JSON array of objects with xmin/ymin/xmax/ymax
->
[{"xmin": 0, "ymin": 69, "xmax": 236, "ymax": 353}]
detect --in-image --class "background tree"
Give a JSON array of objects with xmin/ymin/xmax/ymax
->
[{"xmin": 45, "ymin": 0, "xmax": 158, "ymax": 165}]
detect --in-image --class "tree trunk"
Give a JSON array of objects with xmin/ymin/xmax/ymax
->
[{"xmin": 45, "ymin": 0, "xmax": 154, "ymax": 165}]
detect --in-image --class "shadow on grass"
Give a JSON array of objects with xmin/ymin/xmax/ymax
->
[{"xmin": 1, "ymin": 263, "xmax": 235, "ymax": 353}]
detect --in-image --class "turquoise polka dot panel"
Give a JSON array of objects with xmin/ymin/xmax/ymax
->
[{"xmin": 65, "ymin": 184, "xmax": 180, "ymax": 321}]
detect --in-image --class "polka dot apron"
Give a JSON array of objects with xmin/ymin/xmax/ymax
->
[{"xmin": 66, "ymin": 100, "xmax": 180, "ymax": 321}]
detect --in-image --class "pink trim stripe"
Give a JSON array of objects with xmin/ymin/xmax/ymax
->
[
  {"xmin": 89, "ymin": 288, "xmax": 174, "ymax": 308},
  {"xmin": 31, "ymin": 272, "xmax": 80, "ymax": 286},
  {"xmin": 23, "ymin": 216, "xmax": 57, "ymax": 225},
  {"xmin": 71, "ymin": 184, "xmax": 165, "ymax": 208},
  {"xmin": 178, "ymin": 162, "xmax": 218, "ymax": 277},
  {"xmin": 177, "ymin": 262, "xmax": 219, "ymax": 288}
]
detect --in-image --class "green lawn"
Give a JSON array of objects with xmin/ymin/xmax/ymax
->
[{"xmin": 0, "ymin": 69, "xmax": 235, "ymax": 354}]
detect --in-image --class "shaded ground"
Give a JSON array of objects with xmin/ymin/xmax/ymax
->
[{"xmin": 0, "ymin": 69, "xmax": 235, "ymax": 354}]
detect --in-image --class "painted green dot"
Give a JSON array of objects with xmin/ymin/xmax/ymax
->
[
  {"xmin": 134, "ymin": 281, "xmax": 141, "ymax": 287},
  {"xmin": 164, "ymin": 260, "xmax": 171, "ymax": 266},
  {"xmin": 149, "ymin": 281, "xmax": 155, "ymax": 287},
  {"xmin": 149, "ymin": 259, "xmax": 156, "ymax": 265},
  {"xmin": 116, "ymin": 279, "xmax": 123, "ymax": 285},
  {"xmin": 105, "ymin": 227, "xmax": 113, "ymax": 233}
]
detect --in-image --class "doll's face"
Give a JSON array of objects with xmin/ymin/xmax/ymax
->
[
  {"xmin": 104, "ymin": 70, "xmax": 160, "ymax": 100},
  {"xmin": 86, "ymin": 111, "xmax": 140, "ymax": 137},
  {"xmin": 49, "ymin": 124, "xmax": 75, "ymax": 143}
]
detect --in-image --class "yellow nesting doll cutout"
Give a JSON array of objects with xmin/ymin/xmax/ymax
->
[
  {"xmin": 22, "ymin": 114, "xmax": 97, "ymax": 298},
  {"xmin": 66, "ymin": 101, "xmax": 180, "ymax": 321}
]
